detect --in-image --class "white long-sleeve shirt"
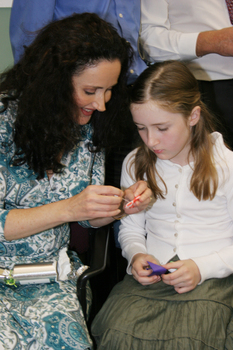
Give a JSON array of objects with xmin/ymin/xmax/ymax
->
[
  {"xmin": 119, "ymin": 133, "xmax": 233, "ymax": 283},
  {"xmin": 140, "ymin": 0, "xmax": 233, "ymax": 81}
]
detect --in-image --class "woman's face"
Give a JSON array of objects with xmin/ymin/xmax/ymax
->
[
  {"xmin": 72, "ymin": 59, "xmax": 122, "ymax": 125},
  {"xmin": 131, "ymin": 101, "xmax": 200, "ymax": 166}
]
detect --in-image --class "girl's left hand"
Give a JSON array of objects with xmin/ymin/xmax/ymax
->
[
  {"xmin": 131, "ymin": 253, "xmax": 161, "ymax": 286},
  {"xmin": 123, "ymin": 180, "xmax": 152, "ymax": 215},
  {"xmin": 162, "ymin": 259, "xmax": 201, "ymax": 294}
]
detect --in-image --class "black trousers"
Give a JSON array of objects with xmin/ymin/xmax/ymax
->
[{"xmin": 198, "ymin": 79, "xmax": 233, "ymax": 150}]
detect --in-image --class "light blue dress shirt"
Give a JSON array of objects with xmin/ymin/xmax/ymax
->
[{"xmin": 10, "ymin": 0, "xmax": 147, "ymax": 84}]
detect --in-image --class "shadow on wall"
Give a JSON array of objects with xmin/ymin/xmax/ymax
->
[{"xmin": 0, "ymin": 7, "xmax": 14, "ymax": 73}]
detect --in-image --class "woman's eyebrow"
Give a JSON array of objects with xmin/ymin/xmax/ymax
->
[{"xmin": 84, "ymin": 82, "xmax": 117, "ymax": 89}]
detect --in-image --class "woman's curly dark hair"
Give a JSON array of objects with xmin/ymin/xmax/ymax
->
[{"xmin": 0, "ymin": 12, "xmax": 133, "ymax": 179}]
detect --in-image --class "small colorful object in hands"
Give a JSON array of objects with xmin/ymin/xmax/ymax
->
[
  {"xmin": 146, "ymin": 261, "xmax": 168, "ymax": 276},
  {"xmin": 125, "ymin": 195, "xmax": 141, "ymax": 208}
]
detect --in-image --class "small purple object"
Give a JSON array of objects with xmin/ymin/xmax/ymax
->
[{"xmin": 147, "ymin": 261, "xmax": 167, "ymax": 276}]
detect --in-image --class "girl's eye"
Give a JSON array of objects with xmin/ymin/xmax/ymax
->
[
  {"xmin": 137, "ymin": 127, "xmax": 145, "ymax": 131},
  {"xmin": 158, "ymin": 127, "xmax": 168, "ymax": 132},
  {"xmin": 84, "ymin": 91, "xmax": 95, "ymax": 95}
]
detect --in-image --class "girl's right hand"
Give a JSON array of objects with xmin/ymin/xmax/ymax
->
[
  {"xmin": 131, "ymin": 253, "xmax": 161, "ymax": 286},
  {"xmin": 66, "ymin": 184, "xmax": 124, "ymax": 222}
]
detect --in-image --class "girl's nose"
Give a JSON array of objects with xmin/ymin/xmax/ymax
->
[{"xmin": 147, "ymin": 133, "xmax": 159, "ymax": 148}]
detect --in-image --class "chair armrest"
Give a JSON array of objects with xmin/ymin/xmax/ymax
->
[{"xmin": 77, "ymin": 224, "xmax": 110, "ymax": 320}]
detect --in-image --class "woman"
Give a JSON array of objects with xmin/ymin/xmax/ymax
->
[{"xmin": 0, "ymin": 13, "xmax": 151, "ymax": 349}]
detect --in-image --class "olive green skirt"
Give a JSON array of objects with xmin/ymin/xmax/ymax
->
[{"xmin": 91, "ymin": 273, "xmax": 233, "ymax": 350}]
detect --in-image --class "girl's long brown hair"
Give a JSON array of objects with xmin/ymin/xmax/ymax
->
[{"xmin": 130, "ymin": 61, "xmax": 219, "ymax": 201}]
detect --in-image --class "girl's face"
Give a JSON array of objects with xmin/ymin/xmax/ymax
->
[
  {"xmin": 131, "ymin": 101, "xmax": 200, "ymax": 166},
  {"xmin": 72, "ymin": 59, "xmax": 121, "ymax": 125}
]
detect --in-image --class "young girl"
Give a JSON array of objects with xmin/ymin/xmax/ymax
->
[{"xmin": 91, "ymin": 60, "xmax": 233, "ymax": 349}]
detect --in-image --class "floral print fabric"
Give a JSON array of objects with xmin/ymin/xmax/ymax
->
[
  {"xmin": 0, "ymin": 98, "xmax": 105, "ymax": 349},
  {"xmin": 0, "ymin": 254, "xmax": 92, "ymax": 350}
]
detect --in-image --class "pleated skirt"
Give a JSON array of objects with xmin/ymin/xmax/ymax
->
[{"xmin": 92, "ymin": 273, "xmax": 233, "ymax": 350}]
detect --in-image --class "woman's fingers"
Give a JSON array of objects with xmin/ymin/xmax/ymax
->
[{"xmin": 68, "ymin": 185, "xmax": 124, "ymax": 221}]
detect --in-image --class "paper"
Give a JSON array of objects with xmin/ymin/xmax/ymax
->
[
  {"xmin": 147, "ymin": 261, "xmax": 167, "ymax": 276},
  {"xmin": 57, "ymin": 247, "xmax": 71, "ymax": 281}
]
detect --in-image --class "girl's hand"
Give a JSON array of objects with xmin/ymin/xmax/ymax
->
[
  {"xmin": 162, "ymin": 259, "xmax": 201, "ymax": 294},
  {"xmin": 123, "ymin": 180, "xmax": 152, "ymax": 215},
  {"xmin": 131, "ymin": 253, "xmax": 161, "ymax": 286}
]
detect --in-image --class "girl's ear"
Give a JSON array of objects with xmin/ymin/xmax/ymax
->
[{"xmin": 189, "ymin": 106, "xmax": 201, "ymax": 126}]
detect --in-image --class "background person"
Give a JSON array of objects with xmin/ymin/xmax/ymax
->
[
  {"xmin": 140, "ymin": 0, "xmax": 233, "ymax": 149},
  {"xmin": 10, "ymin": 0, "xmax": 147, "ymax": 85}
]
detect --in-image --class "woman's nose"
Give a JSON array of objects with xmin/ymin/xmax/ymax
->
[{"xmin": 93, "ymin": 95, "xmax": 106, "ymax": 112}]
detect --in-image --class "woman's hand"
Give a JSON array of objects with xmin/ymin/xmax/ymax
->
[
  {"xmin": 68, "ymin": 180, "xmax": 152, "ymax": 227},
  {"xmin": 162, "ymin": 259, "xmax": 201, "ymax": 294},
  {"xmin": 131, "ymin": 253, "xmax": 161, "ymax": 286},
  {"xmin": 67, "ymin": 185, "xmax": 124, "ymax": 222},
  {"xmin": 123, "ymin": 180, "xmax": 152, "ymax": 215},
  {"xmin": 5, "ymin": 184, "xmax": 124, "ymax": 240},
  {"xmin": 4, "ymin": 184, "xmax": 124, "ymax": 240},
  {"xmin": 4, "ymin": 181, "xmax": 152, "ymax": 240}
]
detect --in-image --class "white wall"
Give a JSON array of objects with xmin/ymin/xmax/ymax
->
[{"xmin": 0, "ymin": 6, "xmax": 13, "ymax": 73}]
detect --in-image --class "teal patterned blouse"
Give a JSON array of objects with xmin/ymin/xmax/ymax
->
[{"xmin": 0, "ymin": 98, "xmax": 105, "ymax": 270}]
